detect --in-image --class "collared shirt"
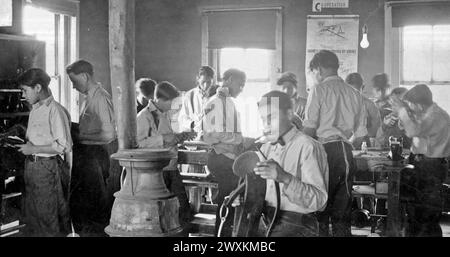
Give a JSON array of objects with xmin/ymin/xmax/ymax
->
[
  {"xmin": 398, "ymin": 103, "xmax": 450, "ymax": 158},
  {"xmin": 201, "ymin": 87, "xmax": 243, "ymax": 160},
  {"xmin": 26, "ymin": 96, "xmax": 72, "ymax": 157},
  {"xmin": 136, "ymin": 101, "xmax": 178, "ymax": 170},
  {"xmin": 292, "ymin": 94, "xmax": 307, "ymax": 119},
  {"xmin": 291, "ymin": 94, "xmax": 308, "ymax": 130},
  {"xmin": 178, "ymin": 86, "xmax": 216, "ymax": 132},
  {"xmin": 363, "ymin": 96, "xmax": 382, "ymax": 137},
  {"xmin": 303, "ymin": 75, "xmax": 366, "ymax": 143},
  {"xmin": 79, "ymin": 84, "xmax": 117, "ymax": 145},
  {"xmin": 259, "ymin": 127, "xmax": 329, "ymax": 214}
]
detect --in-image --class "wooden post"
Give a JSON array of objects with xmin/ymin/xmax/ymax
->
[{"xmin": 109, "ymin": 0, "xmax": 137, "ymax": 149}]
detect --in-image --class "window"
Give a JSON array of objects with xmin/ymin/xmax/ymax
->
[
  {"xmin": 218, "ymin": 48, "xmax": 272, "ymax": 138},
  {"xmin": 402, "ymin": 25, "xmax": 450, "ymax": 84},
  {"xmin": 23, "ymin": 4, "xmax": 78, "ymax": 121},
  {"xmin": 401, "ymin": 25, "xmax": 450, "ymax": 113}
]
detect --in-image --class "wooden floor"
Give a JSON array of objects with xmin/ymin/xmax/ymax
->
[{"xmin": 352, "ymin": 213, "xmax": 450, "ymax": 237}]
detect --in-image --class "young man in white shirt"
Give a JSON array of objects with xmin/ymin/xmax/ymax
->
[
  {"xmin": 253, "ymin": 91, "xmax": 329, "ymax": 236},
  {"xmin": 17, "ymin": 68, "xmax": 72, "ymax": 236},
  {"xmin": 137, "ymin": 81, "xmax": 196, "ymax": 225},
  {"xmin": 201, "ymin": 68, "xmax": 246, "ymax": 237},
  {"xmin": 178, "ymin": 66, "xmax": 218, "ymax": 132},
  {"xmin": 392, "ymin": 84, "xmax": 450, "ymax": 237},
  {"xmin": 303, "ymin": 50, "xmax": 365, "ymax": 236}
]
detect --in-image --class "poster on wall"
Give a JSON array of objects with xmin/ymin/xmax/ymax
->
[{"xmin": 305, "ymin": 15, "xmax": 359, "ymax": 88}]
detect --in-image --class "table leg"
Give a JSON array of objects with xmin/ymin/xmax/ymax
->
[{"xmin": 386, "ymin": 170, "xmax": 402, "ymax": 237}]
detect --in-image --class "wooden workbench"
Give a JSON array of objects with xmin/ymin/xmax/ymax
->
[{"xmin": 353, "ymin": 149, "xmax": 411, "ymax": 237}]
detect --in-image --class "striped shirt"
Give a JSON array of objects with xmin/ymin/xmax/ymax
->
[{"xmin": 201, "ymin": 87, "xmax": 243, "ymax": 160}]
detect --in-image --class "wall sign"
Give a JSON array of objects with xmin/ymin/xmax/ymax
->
[
  {"xmin": 312, "ymin": 0, "xmax": 349, "ymax": 12},
  {"xmin": 305, "ymin": 15, "xmax": 359, "ymax": 88}
]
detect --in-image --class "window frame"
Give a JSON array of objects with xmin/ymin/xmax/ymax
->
[
  {"xmin": 22, "ymin": 1, "xmax": 80, "ymax": 121},
  {"xmin": 399, "ymin": 25, "xmax": 450, "ymax": 85}
]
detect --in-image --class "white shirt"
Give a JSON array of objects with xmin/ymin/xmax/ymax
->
[
  {"xmin": 201, "ymin": 87, "xmax": 243, "ymax": 160},
  {"xmin": 136, "ymin": 101, "xmax": 178, "ymax": 170},
  {"xmin": 398, "ymin": 103, "xmax": 450, "ymax": 158},
  {"xmin": 260, "ymin": 127, "xmax": 329, "ymax": 214},
  {"xmin": 79, "ymin": 84, "xmax": 117, "ymax": 145},
  {"xmin": 27, "ymin": 96, "xmax": 72, "ymax": 157},
  {"xmin": 178, "ymin": 87, "xmax": 211, "ymax": 132},
  {"xmin": 304, "ymin": 76, "xmax": 366, "ymax": 143}
]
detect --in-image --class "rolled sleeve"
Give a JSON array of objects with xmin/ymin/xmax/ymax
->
[{"xmin": 49, "ymin": 105, "xmax": 72, "ymax": 154}]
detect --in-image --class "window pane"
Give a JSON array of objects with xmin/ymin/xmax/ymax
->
[
  {"xmin": 219, "ymin": 48, "xmax": 270, "ymax": 81},
  {"xmin": 402, "ymin": 26, "xmax": 432, "ymax": 82},
  {"xmin": 23, "ymin": 5, "xmax": 56, "ymax": 76},
  {"xmin": 432, "ymin": 25, "xmax": 450, "ymax": 82}
]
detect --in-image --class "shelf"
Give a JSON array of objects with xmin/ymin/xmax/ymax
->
[
  {"xmin": 0, "ymin": 89, "xmax": 21, "ymax": 93},
  {"xmin": 2, "ymin": 192, "xmax": 21, "ymax": 200},
  {"xmin": 0, "ymin": 112, "xmax": 29, "ymax": 118}
]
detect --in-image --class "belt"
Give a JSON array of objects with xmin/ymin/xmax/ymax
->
[
  {"xmin": 263, "ymin": 206, "xmax": 316, "ymax": 226},
  {"xmin": 27, "ymin": 155, "xmax": 59, "ymax": 162},
  {"xmin": 414, "ymin": 154, "xmax": 448, "ymax": 163}
]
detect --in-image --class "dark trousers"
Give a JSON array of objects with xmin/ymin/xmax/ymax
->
[
  {"xmin": 317, "ymin": 141, "xmax": 355, "ymax": 237},
  {"xmin": 207, "ymin": 150, "xmax": 240, "ymax": 237},
  {"xmin": 405, "ymin": 155, "xmax": 448, "ymax": 237},
  {"xmin": 163, "ymin": 169, "xmax": 192, "ymax": 225},
  {"xmin": 262, "ymin": 207, "xmax": 319, "ymax": 237},
  {"xmin": 103, "ymin": 140, "xmax": 121, "ymax": 215},
  {"xmin": 69, "ymin": 143, "xmax": 110, "ymax": 237},
  {"xmin": 23, "ymin": 157, "xmax": 70, "ymax": 237}
]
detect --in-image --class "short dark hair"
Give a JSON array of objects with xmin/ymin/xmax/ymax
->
[
  {"xmin": 198, "ymin": 66, "xmax": 215, "ymax": 78},
  {"xmin": 390, "ymin": 87, "xmax": 408, "ymax": 98},
  {"xmin": 309, "ymin": 50, "xmax": 339, "ymax": 71},
  {"xmin": 155, "ymin": 81, "xmax": 180, "ymax": 101},
  {"xmin": 403, "ymin": 84, "xmax": 433, "ymax": 107},
  {"xmin": 66, "ymin": 59, "xmax": 94, "ymax": 76},
  {"xmin": 258, "ymin": 90, "xmax": 293, "ymax": 112},
  {"xmin": 17, "ymin": 68, "xmax": 51, "ymax": 90},
  {"xmin": 372, "ymin": 73, "xmax": 390, "ymax": 90},
  {"xmin": 223, "ymin": 68, "xmax": 246, "ymax": 82},
  {"xmin": 135, "ymin": 78, "xmax": 156, "ymax": 99},
  {"xmin": 345, "ymin": 73, "xmax": 364, "ymax": 88}
]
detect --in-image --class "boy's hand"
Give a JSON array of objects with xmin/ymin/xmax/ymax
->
[
  {"xmin": 162, "ymin": 134, "xmax": 177, "ymax": 146},
  {"xmin": 253, "ymin": 159, "xmax": 292, "ymax": 185},
  {"xmin": 17, "ymin": 142, "xmax": 36, "ymax": 156}
]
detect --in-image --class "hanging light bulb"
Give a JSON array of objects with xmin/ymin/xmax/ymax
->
[{"xmin": 360, "ymin": 24, "xmax": 370, "ymax": 49}]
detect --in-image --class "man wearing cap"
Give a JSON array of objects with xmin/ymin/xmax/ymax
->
[
  {"xmin": 277, "ymin": 72, "xmax": 307, "ymax": 130},
  {"xmin": 392, "ymin": 84, "xmax": 450, "ymax": 237}
]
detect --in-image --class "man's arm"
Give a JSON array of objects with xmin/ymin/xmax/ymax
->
[
  {"xmin": 253, "ymin": 143, "xmax": 328, "ymax": 212},
  {"xmin": 136, "ymin": 111, "xmax": 164, "ymax": 148},
  {"xmin": 282, "ymin": 143, "xmax": 328, "ymax": 211},
  {"xmin": 302, "ymin": 86, "xmax": 321, "ymax": 138}
]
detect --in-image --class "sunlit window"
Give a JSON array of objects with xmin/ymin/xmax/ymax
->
[
  {"xmin": 218, "ymin": 48, "xmax": 272, "ymax": 138},
  {"xmin": 23, "ymin": 5, "xmax": 78, "ymax": 121},
  {"xmin": 219, "ymin": 48, "xmax": 270, "ymax": 81},
  {"xmin": 402, "ymin": 25, "xmax": 450, "ymax": 83},
  {"xmin": 401, "ymin": 25, "xmax": 450, "ymax": 114}
]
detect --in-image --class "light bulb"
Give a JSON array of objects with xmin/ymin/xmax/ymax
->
[{"xmin": 360, "ymin": 24, "xmax": 370, "ymax": 49}]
